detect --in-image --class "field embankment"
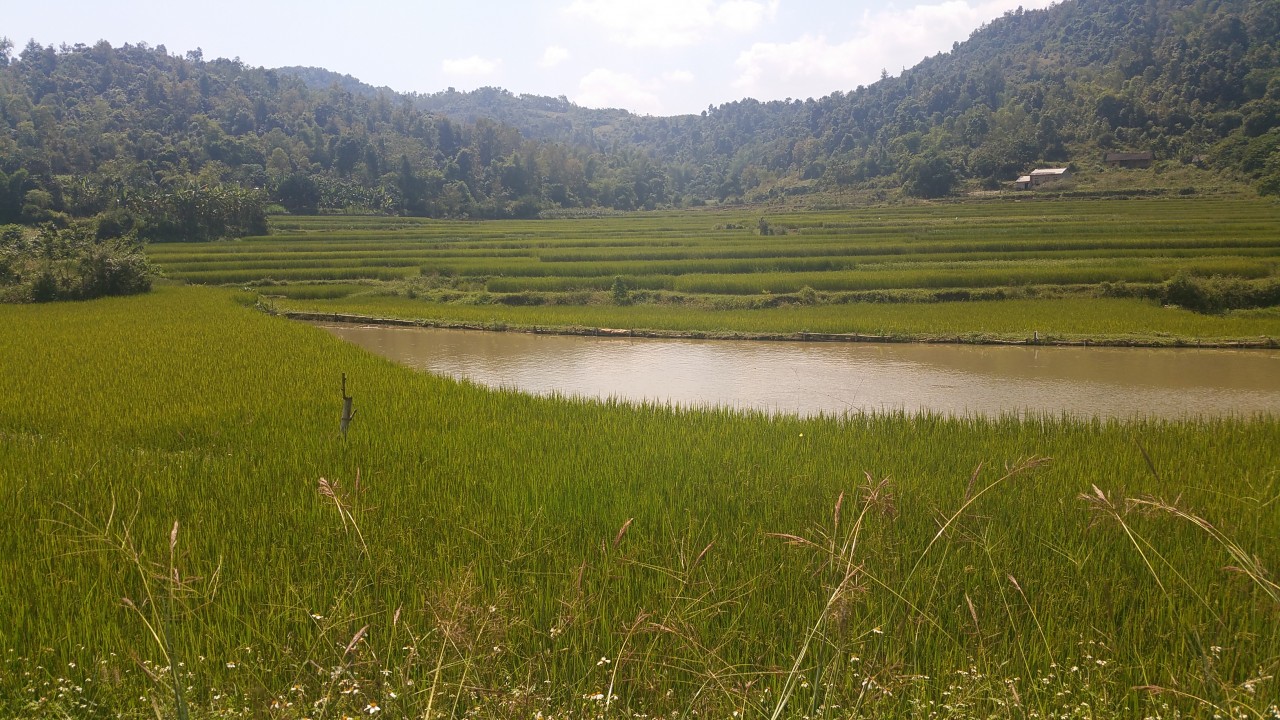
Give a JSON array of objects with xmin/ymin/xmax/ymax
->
[
  {"xmin": 1, "ymin": 286, "xmax": 1277, "ymax": 718},
  {"xmin": 277, "ymin": 298, "xmax": 1280, "ymax": 348}
]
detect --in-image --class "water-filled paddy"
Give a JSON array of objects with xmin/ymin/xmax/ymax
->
[{"xmin": 321, "ymin": 323, "xmax": 1280, "ymax": 418}]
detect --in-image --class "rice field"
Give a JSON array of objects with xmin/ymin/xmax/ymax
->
[
  {"xmin": 2, "ymin": 286, "xmax": 1278, "ymax": 718},
  {"xmin": 274, "ymin": 293, "xmax": 1280, "ymax": 343},
  {"xmin": 142, "ymin": 197, "xmax": 1280, "ymax": 342}
]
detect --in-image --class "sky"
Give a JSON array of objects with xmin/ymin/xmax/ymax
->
[{"xmin": 4, "ymin": 0, "xmax": 1058, "ymax": 116}]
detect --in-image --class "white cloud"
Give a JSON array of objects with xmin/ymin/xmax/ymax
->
[
  {"xmin": 441, "ymin": 55, "xmax": 502, "ymax": 77},
  {"xmin": 663, "ymin": 70, "xmax": 695, "ymax": 84},
  {"xmin": 733, "ymin": 34, "xmax": 860, "ymax": 96},
  {"xmin": 563, "ymin": 0, "xmax": 779, "ymax": 48},
  {"xmin": 715, "ymin": 0, "xmax": 776, "ymax": 32},
  {"xmin": 574, "ymin": 68, "xmax": 666, "ymax": 115},
  {"xmin": 539, "ymin": 45, "xmax": 571, "ymax": 69},
  {"xmin": 733, "ymin": 0, "xmax": 1055, "ymax": 100}
]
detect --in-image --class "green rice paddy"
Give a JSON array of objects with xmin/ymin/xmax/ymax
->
[
  {"xmin": 275, "ymin": 294, "xmax": 1280, "ymax": 343},
  {"xmin": 2, "ymin": 286, "xmax": 1278, "ymax": 718},
  {"xmin": 4, "ymin": 198, "xmax": 1279, "ymax": 717},
  {"xmin": 144, "ymin": 197, "xmax": 1280, "ymax": 343}
]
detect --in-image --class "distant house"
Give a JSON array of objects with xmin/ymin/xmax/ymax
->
[
  {"xmin": 1104, "ymin": 151, "xmax": 1154, "ymax": 168},
  {"xmin": 1014, "ymin": 175, "xmax": 1033, "ymax": 190},
  {"xmin": 1029, "ymin": 168, "xmax": 1071, "ymax": 186}
]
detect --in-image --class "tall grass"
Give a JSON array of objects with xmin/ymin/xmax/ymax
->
[{"xmin": 1, "ymin": 286, "xmax": 1277, "ymax": 717}]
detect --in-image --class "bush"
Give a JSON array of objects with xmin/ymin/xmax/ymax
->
[
  {"xmin": 77, "ymin": 239, "xmax": 153, "ymax": 297},
  {"xmin": 1259, "ymin": 171, "xmax": 1280, "ymax": 196},
  {"xmin": 611, "ymin": 275, "xmax": 631, "ymax": 305},
  {"xmin": 0, "ymin": 224, "xmax": 26, "ymax": 248},
  {"xmin": 94, "ymin": 209, "xmax": 137, "ymax": 239},
  {"xmin": 28, "ymin": 268, "xmax": 59, "ymax": 302},
  {"xmin": 1161, "ymin": 272, "xmax": 1280, "ymax": 313},
  {"xmin": 903, "ymin": 154, "xmax": 957, "ymax": 199},
  {"xmin": 1, "ymin": 223, "xmax": 154, "ymax": 303}
]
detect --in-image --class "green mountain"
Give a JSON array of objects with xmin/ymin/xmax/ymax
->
[
  {"xmin": 1, "ymin": 0, "xmax": 1277, "ymax": 234},
  {"xmin": 347, "ymin": 0, "xmax": 1280, "ymax": 200},
  {"xmin": 685, "ymin": 0, "xmax": 1280, "ymax": 197}
]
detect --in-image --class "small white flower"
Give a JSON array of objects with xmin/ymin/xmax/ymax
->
[
  {"xmin": 597, "ymin": 656, "xmax": 611, "ymax": 666},
  {"xmin": 364, "ymin": 703, "xmax": 381, "ymax": 714},
  {"xmin": 226, "ymin": 662, "xmax": 236, "ymax": 669}
]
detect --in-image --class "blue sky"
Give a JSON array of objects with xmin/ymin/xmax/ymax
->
[{"xmin": 4, "ymin": 0, "xmax": 1056, "ymax": 115}]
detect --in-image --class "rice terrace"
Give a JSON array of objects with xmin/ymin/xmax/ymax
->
[
  {"xmin": 4, "ymin": 0, "xmax": 1280, "ymax": 715},
  {"xmin": 156, "ymin": 197, "xmax": 1280, "ymax": 344}
]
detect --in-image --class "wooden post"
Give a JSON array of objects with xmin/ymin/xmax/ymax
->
[{"xmin": 340, "ymin": 373, "xmax": 356, "ymax": 438}]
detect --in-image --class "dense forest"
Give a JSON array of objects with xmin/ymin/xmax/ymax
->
[
  {"xmin": 290, "ymin": 0, "xmax": 1280, "ymax": 201},
  {"xmin": 1, "ymin": 0, "xmax": 1278, "ymax": 239}
]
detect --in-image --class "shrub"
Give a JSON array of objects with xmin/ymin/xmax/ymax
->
[
  {"xmin": 1, "ymin": 223, "xmax": 154, "ymax": 303},
  {"xmin": 94, "ymin": 209, "xmax": 137, "ymax": 240},
  {"xmin": 611, "ymin": 275, "xmax": 631, "ymax": 305},
  {"xmin": 28, "ymin": 268, "xmax": 58, "ymax": 302},
  {"xmin": 76, "ymin": 239, "xmax": 153, "ymax": 297},
  {"xmin": 1162, "ymin": 271, "xmax": 1280, "ymax": 313},
  {"xmin": 903, "ymin": 153, "xmax": 957, "ymax": 198}
]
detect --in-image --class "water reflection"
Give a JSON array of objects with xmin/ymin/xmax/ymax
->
[{"xmin": 319, "ymin": 324, "xmax": 1280, "ymax": 419}]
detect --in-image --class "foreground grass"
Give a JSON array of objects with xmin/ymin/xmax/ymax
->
[{"xmin": 1, "ymin": 286, "xmax": 1278, "ymax": 718}]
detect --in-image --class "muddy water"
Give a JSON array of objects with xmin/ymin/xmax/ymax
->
[{"xmin": 319, "ymin": 324, "xmax": 1280, "ymax": 419}]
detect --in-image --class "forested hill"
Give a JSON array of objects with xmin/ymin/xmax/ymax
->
[
  {"xmin": 290, "ymin": 0, "xmax": 1280, "ymax": 202},
  {"xmin": 0, "ymin": 41, "xmax": 611, "ymax": 227},
  {"xmin": 271, "ymin": 71, "xmax": 638, "ymax": 150},
  {"xmin": 287, "ymin": 0, "xmax": 1280, "ymax": 201},
  {"xmin": 1, "ymin": 0, "xmax": 1278, "ymax": 238},
  {"xmin": 678, "ymin": 0, "xmax": 1280, "ymax": 197}
]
